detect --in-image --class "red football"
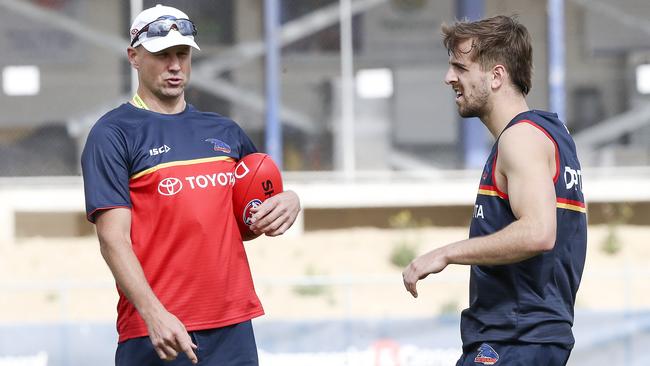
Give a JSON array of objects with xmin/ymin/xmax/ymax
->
[{"xmin": 232, "ymin": 153, "xmax": 284, "ymax": 240}]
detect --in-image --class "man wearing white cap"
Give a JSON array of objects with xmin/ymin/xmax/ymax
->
[{"xmin": 81, "ymin": 5, "xmax": 301, "ymax": 365}]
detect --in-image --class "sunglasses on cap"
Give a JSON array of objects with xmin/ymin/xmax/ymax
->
[{"xmin": 131, "ymin": 16, "xmax": 197, "ymax": 47}]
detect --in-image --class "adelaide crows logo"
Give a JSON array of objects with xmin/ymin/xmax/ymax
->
[
  {"xmin": 474, "ymin": 343, "xmax": 499, "ymax": 365},
  {"xmin": 243, "ymin": 199, "xmax": 262, "ymax": 226},
  {"xmin": 205, "ymin": 138, "xmax": 231, "ymax": 153}
]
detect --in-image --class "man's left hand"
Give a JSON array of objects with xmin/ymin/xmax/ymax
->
[
  {"xmin": 249, "ymin": 190, "xmax": 301, "ymax": 236},
  {"xmin": 402, "ymin": 248, "xmax": 448, "ymax": 298}
]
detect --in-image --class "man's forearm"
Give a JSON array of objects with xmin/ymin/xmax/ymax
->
[
  {"xmin": 444, "ymin": 216, "xmax": 555, "ymax": 266},
  {"xmin": 99, "ymin": 237, "xmax": 164, "ymax": 319}
]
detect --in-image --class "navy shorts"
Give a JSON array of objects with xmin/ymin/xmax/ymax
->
[
  {"xmin": 456, "ymin": 342, "xmax": 571, "ymax": 366},
  {"xmin": 115, "ymin": 320, "xmax": 258, "ymax": 366}
]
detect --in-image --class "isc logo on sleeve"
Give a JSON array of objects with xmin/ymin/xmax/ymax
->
[{"xmin": 149, "ymin": 144, "xmax": 171, "ymax": 156}]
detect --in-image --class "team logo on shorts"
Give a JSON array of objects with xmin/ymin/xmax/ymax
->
[
  {"xmin": 474, "ymin": 343, "xmax": 499, "ymax": 365},
  {"xmin": 205, "ymin": 138, "xmax": 231, "ymax": 153},
  {"xmin": 158, "ymin": 177, "xmax": 183, "ymax": 196},
  {"xmin": 243, "ymin": 199, "xmax": 262, "ymax": 226}
]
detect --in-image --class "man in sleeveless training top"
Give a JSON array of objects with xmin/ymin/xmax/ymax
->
[{"xmin": 402, "ymin": 15, "xmax": 587, "ymax": 366}]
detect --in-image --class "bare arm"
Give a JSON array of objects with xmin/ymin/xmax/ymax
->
[
  {"xmin": 95, "ymin": 208, "xmax": 197, "ymax": 364},
  {"xmin": 249, "ymin": 190, "xmax": 301, "ymax": 237},
  {"xmin": 403, "ymin": 123, "xmax": 557, "ymax": 297}
]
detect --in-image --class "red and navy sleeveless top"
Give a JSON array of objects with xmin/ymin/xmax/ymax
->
[
  {"xmin": 81, "ymin": 103, "xmax": 264, "ymax": 342},
  {"xmin": 461, "ymin": 110, "xmax": 587, "ymax": 350}
]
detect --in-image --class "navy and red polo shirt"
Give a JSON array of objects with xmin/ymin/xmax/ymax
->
[{"xmin": 81, "ymin": 102, "xmax": 263, "ymax": 342}]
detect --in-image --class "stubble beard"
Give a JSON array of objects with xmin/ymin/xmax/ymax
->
[
  {"xmin": 458, "ymin": 101, "xmax": 485, "ymax": 118},
  {"xmin": 457, "ymin": 82, "xmax": 490, "ymax": 119}
]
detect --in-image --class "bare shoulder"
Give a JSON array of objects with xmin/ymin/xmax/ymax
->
[
  {"xmin": 497, "ymin": 122, "xmax": 556, "ymax": 177},
  {"xmin": 499, "ymin": 122, "xmax": 555, "ymax": 160}
]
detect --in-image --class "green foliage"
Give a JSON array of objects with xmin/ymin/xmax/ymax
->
[
  {"xmin": 45, "ymin": 291, "xmax": 59, "ymax": 303},
  {"xmin": 439, "ymin": 300, "xmax": 459, "ymax": 315},
  {"xmin": 293, "ymin": 284, "xmax": 326, "ymax": 296},
  {"xmin": 388, "ymin": 210, "xmax": 429, "ymax": 269},
  {"xmin": 599, "ymin": 203, "xmax": 634, "ymax": 256},
  {"xmin": 601, "ymin": 225, "xmax": 621, "ymax": 255},
  {"xmin": 293, "ymin": 265, "xmax": 328, "ymax": 297},
  {"xmin": 390, "ymin": 242, "xmax": 418, "ymax": 268},
  {"xmin": 389, "ymin": 210, "xmax": 417, "ymax": 229}
]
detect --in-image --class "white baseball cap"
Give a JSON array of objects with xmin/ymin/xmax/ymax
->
[{"xmin": 129, "ymin": 4, "xmax": 200, "ymax": 52}]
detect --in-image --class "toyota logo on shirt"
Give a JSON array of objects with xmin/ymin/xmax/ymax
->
[{"xmin": 158, "ymin": 178, "xmax": 183, "ymax": 196}]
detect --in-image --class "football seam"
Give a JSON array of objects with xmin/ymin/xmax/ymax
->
[{"xmin": 239, "ymin": 155, "xmax": 266, "ymax": 208}]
